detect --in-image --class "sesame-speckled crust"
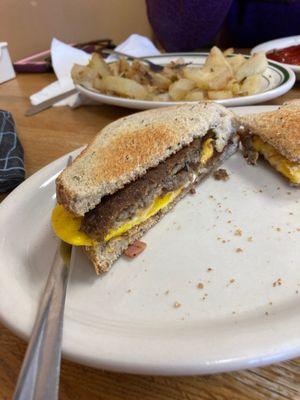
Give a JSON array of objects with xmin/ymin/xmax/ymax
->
[
  {"xmin": 241, "ymin": 102, "xmax": 300, "ymax": 162},
  {"xmin": 56, "ymin": 103, "xmax": 237, "ymax": 216}
]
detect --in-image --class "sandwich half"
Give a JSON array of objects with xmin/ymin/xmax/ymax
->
[
  {"xmin": 52, "ymin": 103, "xmax": 239, "ymax": 274},
  {"xmin": 240, "ymin": 101, "xmax": 300, "ymax": 185}
]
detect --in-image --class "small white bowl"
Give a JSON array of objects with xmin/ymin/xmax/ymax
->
[{"xmin": 252, "ymin": 35, "xmax": 300, "ymax": 80}]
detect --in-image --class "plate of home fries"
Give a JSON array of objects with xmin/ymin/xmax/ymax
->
[{"xmin": 72, "ymin": 46, "xmax": 295, "ymax": 109}]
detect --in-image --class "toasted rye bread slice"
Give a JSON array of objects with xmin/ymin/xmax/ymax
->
[
  {"xmin": 56, "ymin": 103, "xmax": 237, "ymax": 216},
  {"xmin": 241, "ymin": 102, "xmax": 300, "ymax": 162},
  {"xmin": 84, "ymin": 140, "xmax": 238, "ymax": 274}
]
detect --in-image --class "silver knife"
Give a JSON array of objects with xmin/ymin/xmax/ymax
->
[
  {"xmin": 25, "ymin": 88, "xmax": 78, "ymax": 116},
  {"xmin": 13, "ymin": 156, "xmax": 74, "ymax": 400}
]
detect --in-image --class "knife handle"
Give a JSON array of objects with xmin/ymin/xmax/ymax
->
[{"xmin": 25, "ymin": 88, "xmax": 78, "ymax": 116}]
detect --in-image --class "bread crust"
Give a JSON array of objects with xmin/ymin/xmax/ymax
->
[
  {"xmin": 56, "ymin": 103, "xmax": 237, "ymax": 216},
  {"xmin": 241, "ymin": 102, "xmax": 300, "ymax": 162}
]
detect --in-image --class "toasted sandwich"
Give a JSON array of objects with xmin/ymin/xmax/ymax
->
[
  {"xmin": 240, "ymin": 101, "xmax": 300, "ymax": 185},
  {"xmin": 52, "ymin": 103, "xmax": 239, "ymax": 274}
]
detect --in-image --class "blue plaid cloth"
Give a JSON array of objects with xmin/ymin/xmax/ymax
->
[{"xmin": 0, "ymin": 110, "xmax": 25, "ymax": 193}]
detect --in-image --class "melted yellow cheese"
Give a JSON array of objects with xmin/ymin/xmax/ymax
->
[
  {"xmin": 105, "ymin": 188, "xmax": 182, "ymax": 241},
  {"xmin": 52, "ymin": 189, "xmax": 181, "ymax": 246},
  {"xmin": 52, "ymin": 138, "xmax": 215, "ymax": 247},
  {"xmin": 252, "ymin": 136, "xmax": 300, "ymax": 184},
  {"xmin": 200, "ymin": 138, "xmax": 214, "ymax": 165},
  {"xmin": 52, "ymin": 204, "xmax": 94, "ymax": 246}
]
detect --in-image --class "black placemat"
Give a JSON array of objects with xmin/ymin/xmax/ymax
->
[{"xmin": 0, "ymin": 110, "xmax": 25, "ymax": 193}]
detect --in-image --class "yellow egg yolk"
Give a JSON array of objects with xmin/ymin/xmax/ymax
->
[
  {"xmin": 252, "ymin": 136, "xmax": 300, "ymax": 184},
  {"xmin": 104, "ymin": 188, "xmax": 182, "ymax": 241},
  {"xmin": 51, "ymin": 205, "xmax": 94, "ymax": 246},
  {"xmin": 200, "ymin": 138, "xmax": 214, "ymax": 165},
  {"xmin": 52, "ymin": 189, "xmax": 181, "ymax": 246}
]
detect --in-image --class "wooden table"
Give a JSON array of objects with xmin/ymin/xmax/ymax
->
[{"xmin": 0, "ymin": 73, "xmax": 300, "ymax": 400}]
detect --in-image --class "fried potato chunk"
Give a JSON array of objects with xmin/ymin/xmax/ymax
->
[
  {"xmin": 94, "ymin": 76, "xmax": 149, "ymax": 100},
  {"xmin": 169, "ymin": 79, "xmax": 196, "ymax": 100},
  {"xmin": 72, "ymin": 48, "xmax": 268, "ymax": 103}
]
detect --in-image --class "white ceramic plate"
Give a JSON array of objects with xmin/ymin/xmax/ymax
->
[
  {"xmin": 1, "ymin": 106, "xmax": 300, "ymax": 375},
  {"xmin": 252, "ymin": 36, "xmax": 300, "ymax": 80},
  {"xmin": 76, "ymin": 53, "xmax": 295, "ymax": 110}
]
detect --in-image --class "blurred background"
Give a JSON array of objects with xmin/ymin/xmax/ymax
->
[
  {"xmin": 3, "ymin": 0, "xmax": 300, "ymax": 61},
  {"xmin": 1, "ymin": 0, "xmax": 152, "ymax": 60}
]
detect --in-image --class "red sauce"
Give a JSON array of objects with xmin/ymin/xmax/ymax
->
[{"xmin": 267, "ymin": 44, "xmax": 300, "ymax": 65}]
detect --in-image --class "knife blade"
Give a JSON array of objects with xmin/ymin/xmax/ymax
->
[{"xmin": 25, "ymin": 88, "xmax": 78, "ymax": 116}]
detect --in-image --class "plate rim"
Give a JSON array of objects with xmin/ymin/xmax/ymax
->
[{"xmin": 2, "ymin": 105, "xmax": 300, "ymax": 376}]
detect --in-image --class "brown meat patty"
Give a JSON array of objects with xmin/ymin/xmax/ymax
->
[{"xmin": 81, "ymin": 134, "xmax": 220, "ymax": 241}]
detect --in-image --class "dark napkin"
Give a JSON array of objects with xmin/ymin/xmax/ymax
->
[{"xmin": 0, "ymin": 110, "xmax": 25, "ymax": 193}]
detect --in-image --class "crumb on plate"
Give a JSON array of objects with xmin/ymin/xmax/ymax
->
[
  {"xmin": 272, "ymin": 278, "xmax": 283, "ymax": 287},
  {"xmin": 213, "ymin": 168, "xmax": 229, "ymax": 181},
  {"xmin": 234, "ymin": 228, "xmax": 242, "ymax": 236}
]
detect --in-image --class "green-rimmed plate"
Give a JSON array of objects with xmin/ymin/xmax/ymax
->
[{"xmin": 76, "ymin": 53, "xmax": 295, "ymax": 109}]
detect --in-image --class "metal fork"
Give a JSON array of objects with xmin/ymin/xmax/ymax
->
[
  {"xmin": 13, "ymin": 156, "xmax": 74, "ymax": 400},
  {"xmin": 101, "ymin": 48, "xmax": 164, "ymax": 72}
]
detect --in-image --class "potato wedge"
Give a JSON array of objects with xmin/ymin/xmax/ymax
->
[
  {"xmin": 169, "ymin": 79, "xmax": 196, "ymax": 100},
  {"xmin": 228, "ymin": 54, "xmax": 246, "ymax": 73},
  {"xmin": 192, "ymin": 71, "xmax": 212, "ymax": 90},
  {"xmin": 71, "ymin": 64, "xmax": 97, "ymax": 89},
  {"xmin": 117, "ymin": 58, "xmax": 131, "ymax": 75},
  {"xmin": 126, "ymin": 60, "xmax": 152, "ymax": 84},
  {"xmin": 223, "ymin": 47, "xmax": 234, "ymax": 57},
  {"xmin": 88, "ymin": 53, "xmax": 111, "ymax": 77},
  {"xmin": 198, "ymin": 67, "xmax": 233, "ymax": 90},
  {"xmin": 182, "ymin": 67, "xmax": 204, "ymax": 83},
  {"xmin": 151, "ymin": 73, "xmax": 172, "ymax": 90},
  {"xmin": 194, "ymin": 47, "xmax": 234, "ymax": 90},
  {"xmin": 93, "ymin": 76, "xmax": 105, "ymax": 91},
  {"xmin": 184, "ymin": 90, "xmax": 205, "ymax": 101},
  {"xmin": 235, "ymin": 53, "xmax": 268, "ymax": 82},
  {"xmin": 204, "ymin": 46, "xmax": 233, "ymax": 74},
  {"xmin": 240, "ymin": 74, "xmax": 265, "ymax": 95},
  {"xmin": 163, "ymin": 58, "xmax": 187, "ymax": 80},
  {"xmin": 183, "ymin": 66, "xmax": 232, "ymax": 91},
  {"xmin": 109, "ymin": 62, "xmax": 120, "ymax": 76},
  {"xmin": 226, "ymin": 79, "xmax": 241, "ymax": 95},
  {"xmin": 94, "ymin": 76, "xmax": 149, "ymax": 100},
  {"xmin": 207, "ymin": 90, "xmax": 233, "ymax": 100}
]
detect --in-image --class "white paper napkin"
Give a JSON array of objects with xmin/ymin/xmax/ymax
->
[{"xmin": 30, "ymin": 34, "xmax": 161, "ymax": 108}]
